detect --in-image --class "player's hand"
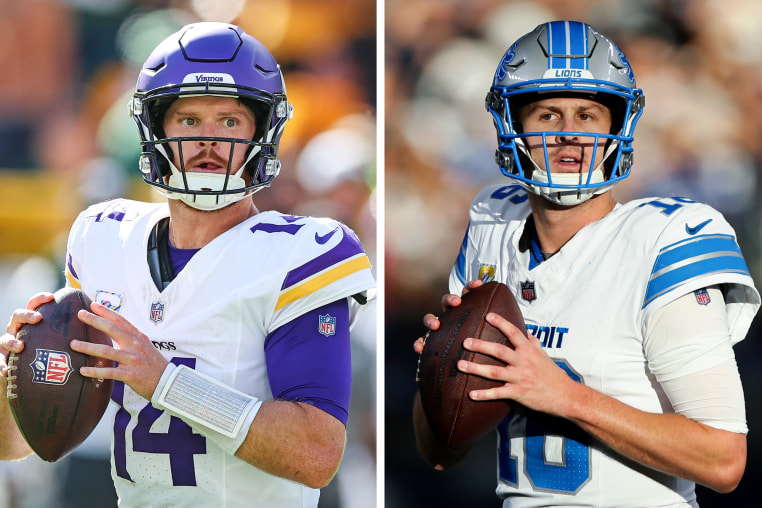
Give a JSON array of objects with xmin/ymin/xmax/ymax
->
[
  {"xmin": 457, "ymin": 312, "xmax": 578, "ymax": 418},
  {"xmin": 1, "ymin": 292, "xmax": 54, "ymax": 377},
  {"xmin": 414, "ymin": 280, "xmax": 484, "ymax": 355},
  {"xmin": 71, "ymin": 302, "xmax": 169, "ymax": 401}
]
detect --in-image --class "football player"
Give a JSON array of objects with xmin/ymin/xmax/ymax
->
[
  {"xmin": 1, "ymin": 22, "xmax": 375, "ymax": 507},
  {"xmin": 413, "ymin": 20, "xmax": 759, "ymax": 507}
]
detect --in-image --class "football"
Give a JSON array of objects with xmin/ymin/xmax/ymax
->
[
  {"xmin": 417, "ymin": 281, "xmax": 525, "ymax": 449},
  {"xmin": 5, "ymin": 287, "xmax": 115, "ymax": 462}
]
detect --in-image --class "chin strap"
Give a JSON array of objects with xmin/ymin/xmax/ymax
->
[{"xmin": 165, "ymin": 173, "xmax": 250, "ymax": 211}]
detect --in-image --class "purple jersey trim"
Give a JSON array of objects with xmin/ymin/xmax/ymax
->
[
  {"xmin": 264, "ymin": 299, "xmax": 351, "ymax": 425},
  {"xmin": 167, "ymin": 242, "xmax": 199, "ymax": 275},
  {"xmin": 66, "ymin": 253, "xmax": 79, "ymax": 280},
  {"xmin": 281, "ymin": 224, "xmax": 365, "ymax": 291},
  {"xmin": 250, "ymin": 222, "xmax": 304, "ymax": 235}
]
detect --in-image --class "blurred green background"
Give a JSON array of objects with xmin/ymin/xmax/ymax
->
[{"xmin": 0, "ymin": 1, "xmax": 376, "ymax": 507}]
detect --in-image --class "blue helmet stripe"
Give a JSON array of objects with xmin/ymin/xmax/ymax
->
[
  {"xmin": 547, "ymin": 22, "xmax": 565, "ymax": 69},
  {"xmin": 643, "ymin": 234, "xmax": 750, "ymax": 307},
  {"xmin": 547, "ymin": 21, "xmax": 588, "ymax": 71}
]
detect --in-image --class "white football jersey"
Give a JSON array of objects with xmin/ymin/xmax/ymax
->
[
  {"xmin": 64, "ymin": 199, "xmax": 375, "ymax": 508},
  {"xmin": 450, "ymin": 184, "xmax": 759, "ymax": 508}
]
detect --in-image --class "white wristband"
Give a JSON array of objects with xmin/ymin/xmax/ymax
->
[{"xmin": 151, "ymin": 364, "xmax": 262, "ymax": 454}]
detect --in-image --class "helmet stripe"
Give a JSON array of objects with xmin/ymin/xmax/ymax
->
[{"xmin": 547, "ymin": 21, "xmax": 589, "ymax": 71}]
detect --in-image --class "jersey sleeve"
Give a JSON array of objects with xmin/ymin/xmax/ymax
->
[
  {"xmin": 449, "ymin": 184, "xmax": 531, "ymax": 295},
  {"xmin": 645, "ymin": 290, "xmax": 747, "ymax": 433},
  {"xmin": 639, "ymin": 199, "xmax": 760, "ymax": 344},
  {"xmin": 449, "ymin": 226, "xmax": 470, "ymax": 295},
  {"xmin": 264, "ymin": 299, "xmax": 351, "ymax": 425},
  {"xmin": 269, "ymin": 219, "xmax": 375, "ymax": 332},
  {"xmin": 64, "ymin": 207, "xmax": 93, "ymax": 289},
  {"xmin": 64, "ymin": 199, "xmax": 157, "ymax": 291}
]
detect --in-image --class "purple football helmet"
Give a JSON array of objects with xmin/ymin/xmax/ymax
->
[{"xmin": 130, "ymin": 22, "xmax": 293, "ymax": 210}]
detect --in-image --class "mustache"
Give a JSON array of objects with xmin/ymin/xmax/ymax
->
[{"xmin": 184, "ymin": 147, "xmax": 229, "ymax": 168}]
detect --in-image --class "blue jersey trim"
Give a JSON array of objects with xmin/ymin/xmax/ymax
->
[
  {"xmin": 454, "ymin": 227, "xmax": 469, "ymax": 285},
  {"xmin": 651, "ymin": 234, "xmax": 738, "ymax": 273},
  {"xmin": 643, "ymin": 234, "xmax": 750, "ymax": 307}
]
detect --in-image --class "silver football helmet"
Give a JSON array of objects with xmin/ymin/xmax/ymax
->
[{"xmin": 485, "ymin": 21, "xmax": 645, "ymax": 205}]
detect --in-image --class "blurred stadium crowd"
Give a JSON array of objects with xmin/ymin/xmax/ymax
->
[
  {"xmin": 385, "ymin": 0, "xmax": 762, "ymax": 507},
  {"xmin": 0, "ymin": 1, "xmax": 376, "ymax": 507}
]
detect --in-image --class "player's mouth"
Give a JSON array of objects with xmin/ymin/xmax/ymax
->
[
  {"xmin": 186, "ymin": 153, "xmax": 229, "ymax": 174},
  {"xmin": 553, "ymin": 151, "xmax": 584, "ymax": 173},
  {"xmin": 192, "ymin": 161, "xmax": 225, "ymax": 173}
]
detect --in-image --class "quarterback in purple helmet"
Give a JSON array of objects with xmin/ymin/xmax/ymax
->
[{"xmin": 1, "ymin": 22, "xmax": 375, "ymax": 508}]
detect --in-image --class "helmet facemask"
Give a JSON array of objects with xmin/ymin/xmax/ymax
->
[{"xmin": 134, "ymin": 88, "xmax": 285, "ymax": 211}]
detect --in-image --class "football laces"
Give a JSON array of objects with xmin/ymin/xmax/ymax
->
[{"xmin": 6, "ymin": 352, "xmax": 18, "ymax": 400}]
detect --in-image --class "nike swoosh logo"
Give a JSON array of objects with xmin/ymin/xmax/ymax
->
[
  {"xmin": 685, "ymin": 219, "xmax": 712, "ymax": 235},
  {"xmin": 315, "ymin": 227, "xmax": 340, "ymax": 244}
]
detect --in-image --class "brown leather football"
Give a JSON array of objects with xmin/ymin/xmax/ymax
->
[
  {"xmin": 6, "ymin": 287, "xmax": 115, "ymax": 462},
  {"xmin": 417, "ymin": 281, "xmax": 525, "ymax": 449}
]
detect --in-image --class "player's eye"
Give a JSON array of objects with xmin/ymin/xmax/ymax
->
[
  {"xmin": 224, "ymin": 118, "xmax": 238, "ymax": 128},
  {"xmin": 181, "ymin": 118, "xmax": 196, "ymax": 127}
]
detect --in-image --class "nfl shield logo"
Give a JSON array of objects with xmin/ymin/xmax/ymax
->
[
  {"xmin": 521, "ymin": 280, "xmax": 536, "ymax": 302},
  {"xmin": 150, "ymin": 301, "xmax": 164, "ymax": 323},
  {"xmin": 318, "ymin": 314, "xmax": 336, "ymax": 337},
  {"xmin": 694, "ymin": 289, "xmax": 711, "ymax": 306},
  {"xmin": 30, "ymin": 349, "xmax": 73, "ymax": 385}
]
